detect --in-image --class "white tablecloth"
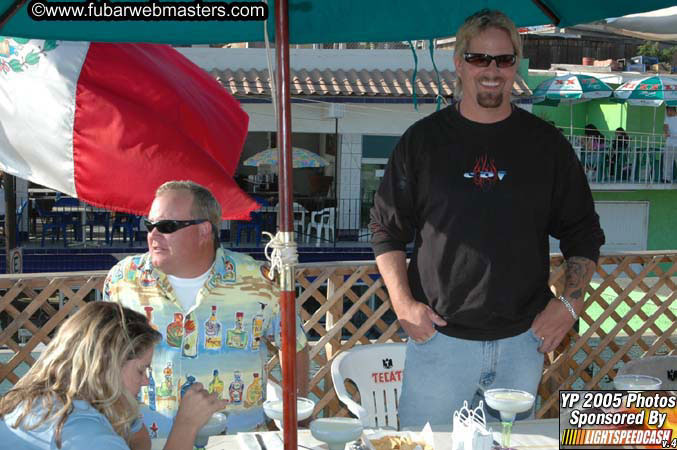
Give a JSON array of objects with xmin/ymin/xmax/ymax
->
[{"xmin": 200, "ymin": 418, "xmax": 559, "ymax": 450}]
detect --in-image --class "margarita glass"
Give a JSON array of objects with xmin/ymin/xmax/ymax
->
[
  {"xmin": 195, "ymin": 413, "xmax": 228, "ymax": 448},
  {"xmin": 262, "ymin": 397, "xmax": 315, "ymax": 431},
  {"xmin": 484, "ymin": 388, "xmax": 535, "ymax": 449},
  {"xmin": 310, "ymin": 417, "xmax": 363, "ymax": 450},
  {"xmin": 614, "ymin": 374, "xmax": 662, "ymax": 391},
  {"xmin": 614, "ymin": 375, "xmax": 662, "ymax": 409},
  {"xmin": 262, "ymin": 397, "xmax": 315, "ymax": 422}
]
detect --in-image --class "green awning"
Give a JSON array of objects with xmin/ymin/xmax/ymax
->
[{"xmin": 2, "ymin": 0, "xmax": 677, "ymax": 44}]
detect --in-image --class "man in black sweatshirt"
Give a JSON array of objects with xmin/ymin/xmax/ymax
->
[{"xmin": 370, "ymin": 9, "xmax": 604, "ymax": 428}]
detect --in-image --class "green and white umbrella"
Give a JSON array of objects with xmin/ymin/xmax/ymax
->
[
  {"xmin": 532, "ymin": 74, "xmax": 613, "ymax": 135},
  {"xmin": 613, "ymin": 75, "xmax": 677, "ymax": 107},
  {"xmin": 614, "ymin": 75, "xmax": 677, "ymax": 135}
]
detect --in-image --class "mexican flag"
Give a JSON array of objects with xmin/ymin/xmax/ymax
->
[{"xmin": 0, "ymin": 37, "xmax": 258, "ymax": 219}]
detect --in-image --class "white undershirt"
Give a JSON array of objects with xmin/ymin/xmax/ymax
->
[
  {"xmin": 167, "ymin": 265, "xmax": 212, "ymax": 312},
  {"xmin": 666, "ymin": 116, "xmax": 677, "ymax": 145}
]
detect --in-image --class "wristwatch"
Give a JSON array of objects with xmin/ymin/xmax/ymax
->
[{"xmin": 558, "ymin": 295, "xmax": 578, "ymax": 321}]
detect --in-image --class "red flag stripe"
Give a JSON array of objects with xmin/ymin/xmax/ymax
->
[{"xmin": 72, "ymin": 42, "xmax": 257, "ymax": 219}]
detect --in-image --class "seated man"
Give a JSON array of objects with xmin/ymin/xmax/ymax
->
[{"xmin": 104, "ymin": 180, "xmax": 309, "ymax": 446}]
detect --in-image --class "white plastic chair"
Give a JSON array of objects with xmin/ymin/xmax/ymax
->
[
  {"xmin": 274, "ymin": 202, "xmax": 308, "ymax": 238},
  {"xmin": 266, "ymin": 379, "xmax": 284, "ymax": 430},
  {"xmin": 617, "ymin": 355, "xmax": 677, "ymax": 390},
  {"xmin": 331, "ymin": 343, "xmax": 407, "ymax": 430},
  {"xmin": 306, "ymin": 207, "xmax": 335, "ymax": 244}
]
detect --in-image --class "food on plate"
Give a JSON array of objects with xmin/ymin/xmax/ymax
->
[{"xmin": 369, "ymin": 435, "xmax": 433, "ymax": 450}]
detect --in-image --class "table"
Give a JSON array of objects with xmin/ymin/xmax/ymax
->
[{"xmin": 200, "ymin": 418, "xmax": 559, "ymax": 450}]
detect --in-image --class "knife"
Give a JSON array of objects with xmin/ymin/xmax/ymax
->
[{"xmin": 255, "ymin": 433, "xmax": 267, "ymax": 450}]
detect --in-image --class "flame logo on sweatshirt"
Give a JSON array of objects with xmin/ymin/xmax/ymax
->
[{"xmin": 463, "ymin": 155, "xmax": 506, "ymax": 190}]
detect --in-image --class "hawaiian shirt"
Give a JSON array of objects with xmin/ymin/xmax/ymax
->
[{"xmin": 103, "ymin": 248, "xmax": 307, "ymax": 439}]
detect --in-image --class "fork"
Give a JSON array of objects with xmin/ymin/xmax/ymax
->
[{"xmin": 255, "ymin": 433, "xmax": 267, "ymax": 450}]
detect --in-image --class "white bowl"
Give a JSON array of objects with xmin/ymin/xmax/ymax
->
[
  {"xmin": 194, "ymin": 413, "xmax": 228, "ymax": 448},
  {"xmin": 614, "ymin": 374, "xmax": 662, "ymax": 390},
  {"xmin": 310, "ymin": 417, "xmax": 363, "ymax": 450},
  {"xmin": 262, "ymin": 397, "xmax": 315, "ymax": 421}
]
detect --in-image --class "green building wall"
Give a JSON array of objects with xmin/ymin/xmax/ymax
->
[
  {"xmin": 592, "ymin": 190, "xmax": 677, "ymax": 250},
  {"xmin": 524, "ymin": 62, "xmax": 676, "ymax": 251}
]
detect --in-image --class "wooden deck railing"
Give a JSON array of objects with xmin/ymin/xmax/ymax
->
[{"xmin": 1, "ymin": 251, "xmax": 676, "ymax": 419}]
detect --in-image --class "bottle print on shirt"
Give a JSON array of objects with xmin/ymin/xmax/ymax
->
[
  {"xmin": 180, "ymin": 375, "xmax": 196, "ymax": 400},
  {"xmin": 228, "ymin": 370, "xmax": 244, "ymax": 405},
  {"xmin": 226, "ymin": 311, "xmax": 248, "ymax": 349},
  {"xmin": 251, "ymin": 303, "xmax": 265, "ymax": 351},
  {"xmin": 144, "ymin": 306, "xmax": 159, "ymax": 331},
  {"xmin": 208, "ymin": 369, "xmax": 225, "ymax": 399},
  {"xmin": 156, "ymin": 361, "xmax": 177, "ymax": 411},
  {"xmin": 244, "ymin": 372, "xmax": 262, "ymax": 407},
  {"xmin": 182, "ymin": 312, "xmax": 198, "ymax": 358},
  {"xmin": 147, "ymin": 369, "xmax": 156, "ymax": 411},
  {"xmin": 166, "ymin": 312, "xmax": 184, "ymax": 348},
  {"xmin": 204, "ymin": 305, "xmax": 222, "ymax": 350},
  {"xmin": 158, "ymin": 361, "xmax": 174, "ymax": 397}
]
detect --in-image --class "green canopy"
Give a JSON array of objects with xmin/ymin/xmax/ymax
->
[
  {"xmin": 2, "ymin": 0, "xmax": 677, "ymax": 44},
  {"xmin": 532, "ymin": 74, "xmax": 614, "ymax": 135},
  {"xmin": 613, "ymin": 75, "xmax": 677, "ymax": 107}
]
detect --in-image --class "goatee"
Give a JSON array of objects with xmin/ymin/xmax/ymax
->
[{"xmin": 477, "ymin": 92, "xmax": 503, "ymax": 108}]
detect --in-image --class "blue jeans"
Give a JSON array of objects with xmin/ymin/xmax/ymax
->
[{"xmin": 398, "ymin": 329, "xmax": 544, "ymax": 428}]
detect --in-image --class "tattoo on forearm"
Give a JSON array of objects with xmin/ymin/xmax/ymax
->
[{"xmin": 565, "ymin": 256, "xmax": 596, "ymax": 300}]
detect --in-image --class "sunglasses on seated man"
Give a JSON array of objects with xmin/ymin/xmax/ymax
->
[
  {"xmin": 463, "ymin": 53, "xmax": 516, "ymax": 68},
  {"xmin": 144, "ymin": 219, "xmax": 208, "ymax": 234}
]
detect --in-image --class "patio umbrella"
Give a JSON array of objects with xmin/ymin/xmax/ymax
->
[
  {"xmin": 243, "ymin": 147, "xmax": 329, "ymax": 168},
  {"xmin": 613, "ymin": 75, "xmax": 677, "ymax": 134},
  {"xmin": 613, "ymin": 75, "xmax": 677, "ymax": 107},
  {"xmin": 1, "ymin": 1, "xmax": 674, "ymax": 44},
  {"xmin": 532, "ymin": 74, "xmax": 613, "ymax": 135},
  {"xmin": 3, "ymin": 2, "xmax": 677, "ymax": 449}
]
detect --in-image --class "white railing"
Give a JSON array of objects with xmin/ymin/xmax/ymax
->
[{"xmin": 567, "ymin": 134, "xmax": 675, "ymax": 186}]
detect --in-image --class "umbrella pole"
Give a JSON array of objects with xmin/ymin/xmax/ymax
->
[
  {"xmin": 570, "ymin": 103, "xmax": 573, "ymax": 138},
  {"xmin": 275, "ymin": 1, "xmax": 299, "ymax": 449}
]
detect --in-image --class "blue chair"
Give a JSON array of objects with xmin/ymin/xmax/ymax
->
[
  {"xmin": 53, "ymin": 197, "xmax": 84, "ymax": 241},
  {"xmin": 110, "ymin": 213, "xmax": 141, "ymax": 245},
  {"xmin": 34, "ymin": 202, "xmax": 70, "ymax": 247},
  {"xmin": 86, "ymin": 210, "xmax": 111, "ymax": 244},
  {"xmin": 235, "ymin": 212, "xmax": 263, "ymax": 246}
]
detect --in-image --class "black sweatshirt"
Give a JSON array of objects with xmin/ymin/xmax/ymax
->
[{"xmin": 370, "ymin": 105, "xmax": 605, "ymax": 340}]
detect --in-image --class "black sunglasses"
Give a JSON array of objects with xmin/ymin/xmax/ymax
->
[
  {"xmin": 144, "ymin": 219, "xmax": 208, "ymax": 234},
  {"xmin": 463, "ymin": 53, "xmax": 516, "ymax": 68}
]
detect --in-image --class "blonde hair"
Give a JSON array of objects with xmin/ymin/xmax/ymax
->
[
  {"xmin": 0, "ymin": 302, "xmax": 161, "ymax": 448},
  {"xmin": 454, "ymin": 9, "xmax": 522, "ymax": 99},
  {"xmin": 156, "ymin": 180, "xmax": 222, "ymax": 250}
]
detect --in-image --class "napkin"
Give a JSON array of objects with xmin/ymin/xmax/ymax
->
[
  {"xmin": 236, "ymin": 432, "xmax": 284, "ymax": 450},
  {"xmin": 261, "ymin": 432, "xmax": 284, "ymax": 450},
  {"xmin": 237, "ymin": 433, "xmax": 260, "ymax": 450},
  {"xmin": 452, "ymin": 401, "xmax": 492, "ymax": 450}
]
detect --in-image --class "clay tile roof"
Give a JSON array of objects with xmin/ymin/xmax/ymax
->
[{"xmin": 211, "ymin": 68, "xmax": 531, "ymax": 98}]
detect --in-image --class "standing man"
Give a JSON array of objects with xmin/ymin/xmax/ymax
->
[
  {"xmin": 370, "ymin": 9, "xmax": 604, "ymax": 427},
  {"xmin": 104, "ymin": 180, "xmax": 309, "ymax": 446},
  {"xmin": 663, "ymin": 106, "xmax": 677, "ymax": 183}
]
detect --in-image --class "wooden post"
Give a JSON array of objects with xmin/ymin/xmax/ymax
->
[
  {"xmin": 274, "ymin": 0, "xmax": 299, "ymax": 448},
  {"xmin": 324, "ymin": 274, "xmax": 342, "ymax": 416}
]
